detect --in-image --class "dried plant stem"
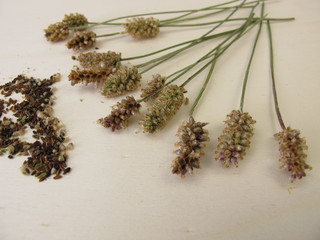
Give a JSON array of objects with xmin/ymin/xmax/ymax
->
[
  {"xmin": 239, "ymin": 1, "xmax": 264, "ymax": 113},
  {"xmin": 267, "ymin": 20, "xmax": 286, "ymax": 130}
]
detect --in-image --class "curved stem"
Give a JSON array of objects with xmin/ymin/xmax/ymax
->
[
  {"xmin": 267, "ymin": 20, "xmax": 286, "ymax": 130},
  {"xmin": 189, "ymin": 56, "xmax": 217, "ymax": 116},
  {"xmin": 239, "ymin": 1, "xmax": 264, "ymax": 113}
]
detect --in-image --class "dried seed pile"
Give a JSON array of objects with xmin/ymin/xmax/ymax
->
[{"xmin": 0, "ymin": 74, "xmax": 73, "ymax": 182}]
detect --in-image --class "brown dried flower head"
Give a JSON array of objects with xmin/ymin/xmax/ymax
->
[
  {"xmin": 124, "ymin": 17, "xmax": 160, "ymax": 39},
  {"xmin": 101, "ymin": 66, "xmax": 141, "ymax": 98},
  {"xmin": 66, "ymin": 31, "xmax": 96, "ymax": 50},
  {"xmin": 62, "ymin": 13, "xmax": 88, "ymax": 28},
  {"xmin": 44, "ymin": 22, "xmax": 69, "ymax": 42},
  {"xmin": 68, "ymin": 69, "xmax": 115, "ymax": 86},
  {"xmin": 76, "ymin": 51, "xmax": 121, "ymax": 71},
  {"xmin": 98, "ymin": 96, "xmax": 141, "ymax": 131},
  {"xmin": 275, "ymin": 127, "xmax": 312, "ymax": 182},
  {"xmin": 140, "ymin": 74, "xmax": 166, "ymax": 101},
  {"xmin": 141, "ymin": 85, "xmax": 185, "ymax": 133},
  {"xmin": 215, "ymin": 110, "xmax": 256, "ymax": 167},
  {"xmin": 172, "ymin": 116, "xmax": 209, "ymax": 177}
]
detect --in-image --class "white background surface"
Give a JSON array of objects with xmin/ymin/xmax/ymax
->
[{"xmin": 0, "ymin": 0, "xmax": 320, "ymax": 239}]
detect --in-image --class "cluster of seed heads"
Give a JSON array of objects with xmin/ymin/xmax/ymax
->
[
  {"xmin": 274, "ymin": 127, "xmax": 312, "ymax": 182},
  {"xmin": 62, "ymin": 13, "xmax": 88, "ymax": 28},
  {"xmin": 101, "ymin": 66, "xmax": 141, "ymax": 98},
  {"xmin": 44, "ymin": 12, "xmax": 88, "ymax": 42},
  {"xmin": 215, "ymin": 110, "xmax": 256, "ymax": 167},
  {"xmin": 98, "ymin": 96, "xmax": 141, "ymax": 131},
  {"xmin": 44, "ymin": 22, "xmax": 70, "ymax": 42},
  {"xmin": 140, "ymin": 74, "xmax": 166, "ymax": 101},
  {"xmin": 66, "ymin": 31, "xmax": 97, "ymax": 51},
  {"xmin": 76, "ymin": 51, "xmax": 121, "ymax": 71},
  {"xmin": 172, "ymin": 116, "xmax": 209, "ymax": 177},
  {"xmin": 0, "ymin": 74, "xmax": 73, "ymax": 182},
  {"xmin": 69, "ymin": 50, "xmax": 121, "ymax": 86},
  {"xmin": 141, "ymin": 85, "xmax": 185, "ymax": 133},
  {"xmin": 68, "ymin": 69, "xmax": 115, "ymax": 86},
  {"xmin": 124, "ymin": 17, "xmax": 160, "ymax": 39}
]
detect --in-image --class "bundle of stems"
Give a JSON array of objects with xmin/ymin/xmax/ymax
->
[
  {"xmin": 44, "ymin": 0, "xmax": 293, "ymax": 51},
  {"xmin": 65, "ymin": 0, "xmax": 309, "ymax": 182}
]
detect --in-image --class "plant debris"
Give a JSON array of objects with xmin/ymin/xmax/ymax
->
[{"xmin": 0, "ymin": 74, "xmax": 73, "ymax": 182}]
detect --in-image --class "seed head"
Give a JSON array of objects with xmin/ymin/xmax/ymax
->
[
  {"xmin": 101, "ymin": 66, "xmax": 141, "ymax": 98},
  {"xmin": 275, "ymin": 127, "xmax": 312, "ymax": 182},
  {"xmin": 141, "ymin": 85, "xmax": 185, "ymax": 133},
  {"xmin": 172, "ymin": 116, "xmax": 209, "ymax": 177},
  {"xmin": 215, "ymin": 110, "xmax": 256, "ymax": 167},
  {"xmin": 140, "ymin": 74, "xmax": 166, "ymax": 101},
  {"xmin": 66, "ymin": 31, "xmax": 96, "ymax": 50},
  {"xmin": 98, "ymin": 96, "xmax": 141, "ymax": 131},
  {"xmin": 68, "ymin": 69, "xmax": 114, "ymax": 86},
  {"xmin": 76, "ymin": 51, "xmax": 121, "ymax": 71},
  {"xmin": 44, "ymin": 22, "xmax": 69, "ymax": 42},
  {"xmin": 124, "ymin": 17, "xmax": 160, "ymax": 39},
  {"xmin": 62, "ymin": 13, "xmax": 88, "ymax": 28}
]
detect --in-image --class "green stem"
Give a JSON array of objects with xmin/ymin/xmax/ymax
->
[
  {"xmin": 136, "ymin": 28, "xmax": 236, "ymax": 72},
  {"xmin": 137, "ymin": 0, "xmax": 249, "ymax": 72},
  {"xmin": 161, "ymin": 0, "xmax": 259, "ymax": 24},
  {"xmin": 267, "ymin": 20, "xmax": 286, "ymax": 130},
  {"xmin": 167, "ymin": 12, "xmax": 258, "ymax": 82},
  {"xmin": 96, "ymin": 0, "xmax": 242, "ymax": 25},
  {"xmin": 136, "ymin": 14, "xmax": 258, "ymax": 104},
  {"xmin": 88, "ymin": 22, "xmax": 122, "ymax": 26},
  {"xmin": 239, "ymin": 1, "xmax": 264, "ymax": 113},
  {"xmin": 189, "ymin": 55, "xmax": 217, "ymax": 116},
  {"xmin": 160, "ymin": 17, "xmax": 295, "ymax": 27},
  {"xmin": 96, "ymin": 32, "xmax": 124, "ymax": 38},
  {"xmin": 121, "ymin": 30, "xmax": 236, "ymax": 61}
]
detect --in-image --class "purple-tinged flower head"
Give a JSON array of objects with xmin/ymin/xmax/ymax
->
[
  {"xmin": 215, "ymin": 110, "xmax": 256, "ymax": 167},
  {"xmin": 275, "ymin": 127, "xmax": 312, "ymax": 182}
]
